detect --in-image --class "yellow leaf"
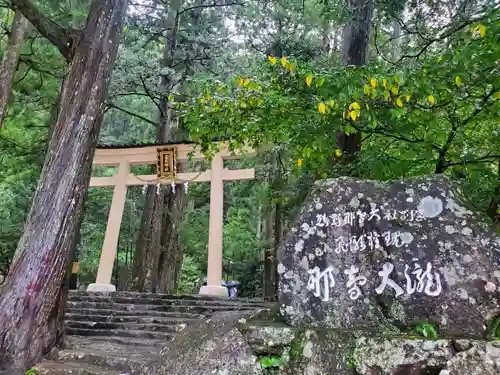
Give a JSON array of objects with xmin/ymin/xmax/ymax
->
[
  {"xmin": 455, "ymin": 76, "xmax": 463, "ymax": 87},
  {"xmin": 243, "ymin": 78, "xmax": 249, "ymax": 86},
  {"xmin": 288, "ymin": 63, "xmax": 293, "ymax": 72},
  {"xmin": 257, "ymin": 99, "xmax": 263, "ymax": 106},
  {"xmin": 437, "ymin": 56, "xmax": 444, "ymax": 63},
  {"xmin": 238, "ymin": 78, "xmax": 243, "ymax": 86},
  {"xmin": 370, "ymin": 77, "xmax": 377, "ymax": 89},
  {"xmin": 383, "ymin": 79, "xmax": 387, "ymax": 89},
  {"xmin": 478, "ymin": 24, "xmax": 486, "ymax": 37},
  {"xmin": 334, "ymin": 149, "xmax": 342, "ymax": 158},
  {"xmin": 395, "ymin": 97, "xmax": 403, "ymax": 107},
  {"xmin": 405, "ymin": 95, "xmax": 411, "ymax": 102},
  {"xmin": 428, "ymin": 95, "xmax": 435, "ymax": 105},
  {"xmin": 390, "ymin": 86, "xmax": 399, "ymax": 95},
  {"xmin": 297, "ymin": 159, "xmax": 303, "ymax": 167},
  {"xmin": 494, "ymin": 91, "xmax": 500, "ymax": 100},
  {"xmin": 318, "ymin": 102, "xmax": 326, "ymax": 114},
  {"xmin": 329, "ymin": 99, "xmax": 335, "ymax": 107},
  {"xmin": 268, "ymin": 56, "xmax": 277, "ymax": 65},
  {"xmin": 350, "ymin": 102, "xmax": 361, "ymax": 110},
  {"xmin": 348, "ymin": 111, "xmax": 358, "ymax": 121},
  {"xmin": 364, "ymin": 84, "xmax": 371, "ymax": 96},
  {"xmin": 306, "ymin": 73, "xmax": 313, "ymax": 87},
  {"xmin": 321, "ymin": 172, "xmax": 328, "ymax": 179},
  {"xmin": 281, "ymin": 56, "xmax": 288, "ymax": 67}
]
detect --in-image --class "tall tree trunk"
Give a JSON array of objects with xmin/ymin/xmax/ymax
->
[
  {"xmin": 487, "ymin": 160, "xmax": 500, "ymax": 228},
  {"xmin": 156, "ymin": 3, "xmax": 206, "ymax": 294},
  {"xmin": 0, "ymin": 0, "xmax": 128, "ymax": 370},
  {"xmin": 130, "ymin": 184, "xmax": 164, "ymax": 292},
  {"xmin": 132, "ymin": 0, "xmax": 188, "ymax": 294},
  {"xmin": 0, "ymin": 11, "xmax": 29, "ymax": 129},
  {"xmin": 335, "ymin": 0, "xmax": 374, "ymax": 160},
  {"xmin": 157, "ymin": 185, "xmax": 187, "ymax": 293},
  {"xmin": 321, "ymin": 20, "xmax": 331, "ymax": 54},
  {"xmin": 391, "ymin": 18, "xmax": 402, "ymax": 61},
  {"xmin": 262, "ymin": 152, "xmax": 281, "ymax": 299}
]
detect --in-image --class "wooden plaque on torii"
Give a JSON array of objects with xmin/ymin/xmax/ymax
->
[{"xmin": 156, "ymin": 146, "xmax": 177, "ymax": 179}]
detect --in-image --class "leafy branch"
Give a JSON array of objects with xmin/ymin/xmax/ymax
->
[
  {"xmin": 8, "ymin": 0, "xmax": 74, "ymax": 60},
  {"xmin": 105, "ymin": 103, "xmax": 158, "ymax": 127}
]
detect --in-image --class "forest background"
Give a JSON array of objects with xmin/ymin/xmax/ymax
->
[{"xmin": 0, "ymin": 0, "xmax": 498, "ymax": 299}]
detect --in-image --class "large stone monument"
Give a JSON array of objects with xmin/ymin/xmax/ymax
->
[{"xmin": 278, "ymin": 176, "xmax": 500, "ymax": 337}]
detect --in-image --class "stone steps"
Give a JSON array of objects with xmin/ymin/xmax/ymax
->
[
  {"xmin": 67, "ymin": 301, "xmax": 259, "ymax": 314},
  {"xmin": 65, "ymin": 335, "xmax": 166, "ymax": 348},
  {"xmin": 67, "ymin": 295, "xmax": 268, "ymax": 307},
  {"xmin": 66, "ymin": 313, "xmax": 199, "ymax": 325},
  {"xmin": 70, "ymin": 291, "xmax": 268, "ymax": 304},
  {"xmin": 66, "ymin": 327, "xmax": 174, "ymax": 340},
  {"xmin": 32, "ymin": 292, "xmax": 273, "ymax": 374},
  {"xmin": 66, "ymin": 308, "xmax": 203, "ymax": 318},
  {"xmin": 67, "ymin": 320, "xmax": 182, "ymax": 333}
]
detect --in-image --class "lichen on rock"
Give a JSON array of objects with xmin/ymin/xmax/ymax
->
[{"xmin": 278, "ymin": 175, "xmax": 500, "ymax": 337}]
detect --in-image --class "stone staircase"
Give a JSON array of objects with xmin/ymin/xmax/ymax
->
[{"xmin": 33, "ymin": 291, "xmax": 273, "ymax": 375}]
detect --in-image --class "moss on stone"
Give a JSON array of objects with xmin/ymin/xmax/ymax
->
[
  {"xmin": 287, "ymin": 328, "xmax": 306, "ymax": 367},
  {"xmin": 388, "ymin": 300, "xmax": 407, "ymax": 324}
]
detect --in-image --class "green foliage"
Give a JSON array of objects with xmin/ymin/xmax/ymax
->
[
  {"xmin": 345, "ymin": 357, "xmax": 357, "ymax": 369},
  {"xmin": 259, "ymin": 355, "xmax": 283, "ymax": 368},
  {"xmin": 180, "ymin": 7, "xmax": 500, "ymax": 218},
  {"xmin": 177, "ymin": 255, "xmax": 202, "ymax": 294},
  {"xmin": 488, "ymin": 316, "xmax": 500, "ymax": 340},
  {"xmin": 413, "ymin": 322, "xmax": 438, "ymax": 340}
]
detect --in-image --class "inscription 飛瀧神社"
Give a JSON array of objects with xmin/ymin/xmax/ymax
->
[
  {"xmin": 333, "ymin": 230, "xmax": 413, "ymax": 253},
  {"xmin": 305, "ymin": 230, "xmax": 414, "ymax": 258},
  {"xmin": 307, "ymin": 261, "xmax": 442, "ymax": 302}
]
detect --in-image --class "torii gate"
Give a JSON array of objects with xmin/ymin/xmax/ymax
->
[{"xmin": 86, "ymin": 142, "xmax": 255, "ymax": 297}]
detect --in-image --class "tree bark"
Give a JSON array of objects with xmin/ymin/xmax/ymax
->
[
  {"xmin": 130, "ymin": 184, "xmax": 164, "ymax": 292},
  {"xmin": 133, "ymin": 0, "xmax": 193, "ymax": 294},
  {"xmin": 0, "ymin": 0, "xmax": 128, "ymax": 370},
  {"xmin": 0, "ymin": 11, "xmax": 29, "ymax": 129},
  {"xmin": 262, "ymin": 152, "xmax": 281, "ymax": 299},
  {"xmin": 321, "ymin": 20, "xmax": 331, "ymax": 54},
  {"xmin": 336, "ymin": 0, "xmax": 374, "ymax": 159},
  {"xmin": 391, "ymin": 18, "xmax": 402, "ymax": 61},
  {"xmin": 157, "ymin": 185, "xmax": 187, "ymax": 294},
  {"xmin": 9, "ymin": 0, "xmax": 73, "ymax": 60},
  {"xmin": 487, "ymin": 160, "xmax": 500, "ymax": 228}
]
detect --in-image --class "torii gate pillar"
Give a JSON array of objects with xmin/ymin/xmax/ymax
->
[{"xmin": 199, "ymin": 153, "xmax": 226, "ymax": 296}]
